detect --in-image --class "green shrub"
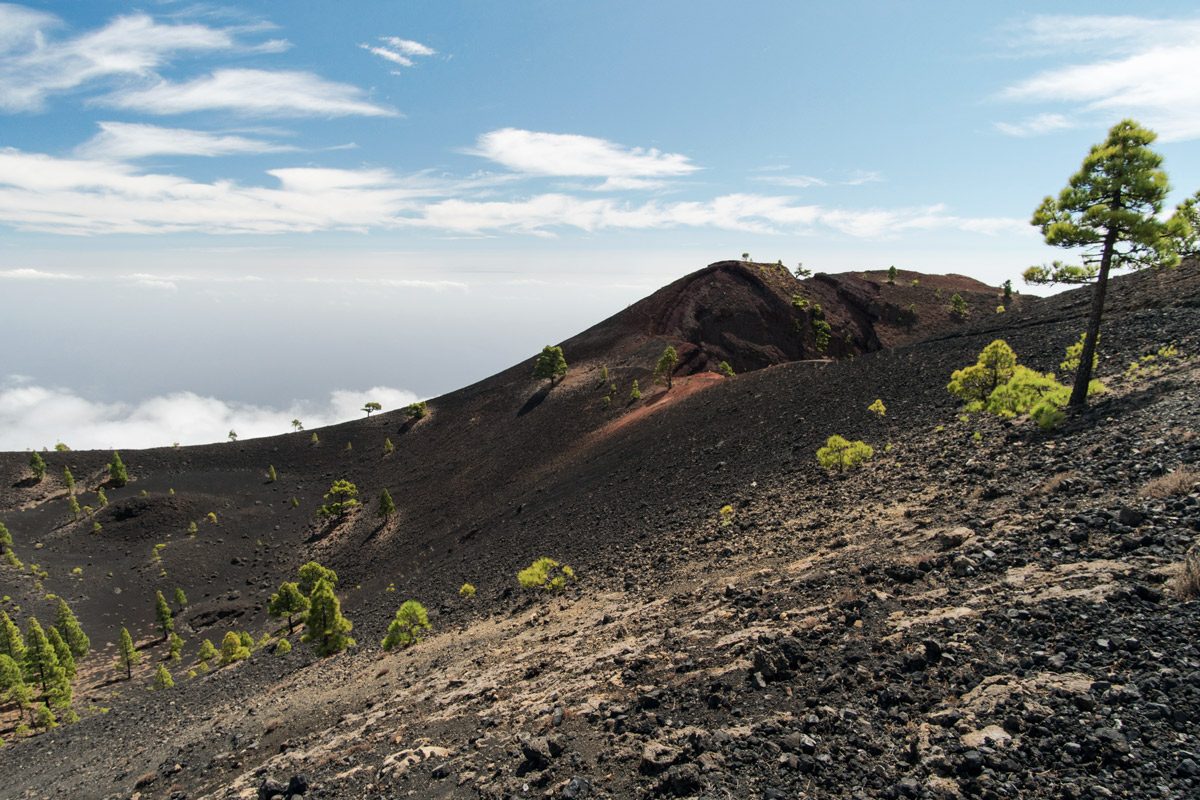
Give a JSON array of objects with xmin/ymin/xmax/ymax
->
[
  {"xmin": 459, "ymin": 583, "xmax": 476, "ymax": 599},
  {"xmin": 629, "ymin": 380, "xmax": 641, "ymax": 402},
  {"xmin": 984, "ymin": 366, "xmax": 1063, "ymax": 418},
  {"xmin": 654, "ymin": 346, "xmax": 678, "ymax": 389},
  {"xmin": 867, "ymin": 399, "xmax": 886, "ymax": 417},
  {"xmin": 517, "ymin": 557, "xmax": 576, "ymax": 591},
  {"xmin": 716, "ymin": 361, "xmax": 735, "ymax": 378},
  {"xmin": 947, "ymin": 340, "xmax": 1017, "ymax": 406},
  {"xmin": 108, "ymin": 451, "xmax": 128, "ymax": 487},
  {"xmin": 812, "ymin": 319, "xmax": 832, "ymax": 353},
  {"xmin": 381, "ymin": 600, "xmax": 431, "ymax": 650},
  {"xmin": 1060, "ymin": 332, "xmax": 1098, "ymax": 373},
  {"xmin": 275, "ymin": 638, "xmax": 292, "ymax": 655},
  {"xmin": 383, "ymin": 437, "xmax": 395, "ymax": 455},
  {"xmin": 718, "ymin": 504, "xmax": 734, "ymax": 527},
  {"xmin": 219, "ymin": 631, "xmax": 250, "ymax": 664},
  {"xmin": 949, "ymin": 293, "xmax": 969, "ymax": 319},
  {"xmin": 816, "ymin": 435, "xmax": 874, "ymax": 473},
  {"xmin": 267, "ymin": 465, "xmax": 277, "ymax": 483},
  {"xmin": 154, "ymin": 664, "xmax": 174, "ymax": 690},
  {"xmin": 403, "ymin": 401, "xmax": 428, "ymax": 421}
]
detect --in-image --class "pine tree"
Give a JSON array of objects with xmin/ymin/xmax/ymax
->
[
  {"xmin": 68, "ymin": 495, "xmax": 81, "ymax": 520},
  {"xmin": 28, "ymin": 452, "xmax": 46, "ymax": 482},
  {"xmin": 302, "ymin": 578, "xmax": 355, "ymax": 656},
  {"xmin": 381, "ymin": 600, "xmax": 431, "ymax": 651},
  {"xmin": 378, "ymin": 488, "xmax": 397, "ymax": 520},
  {"xmin": 268, "ymin": 582, "xmax": 310, "ymax": 635},
  {"xmin": 46, "ymin": 626, "xmax": 76, "ymax": 681},
  {"xmin": 1025, "ymin": 119, "xmax": 1186, "ymax": 407},
  {"xmin": 654, "ymin": 346, "xmax": 678, "ymax": 390},
  {"xmin": 532, "ymin": 345, "xmax": 569, "ymax": 384},
  {"xmin": 117, "ymin": 626, "xmax": 140, "ymax": 679},
  {"xmin": 629, "ymin": 380, "xmax": 641, "ymax": 402},
  {"xmin": 63, "ymin": 467, "xmax": 75, "ymax": 495},
  {"xmin": 362, "ymin": 401, "xmax": 382, "ymax": 417},
  {"xmin": 97, "ymin": 486, "xmax": 108, "ymax": 507},
  {"xmin": 54, "ymin": 599, "xmax": 89, "ymax": 659},
  {"xmin": 887, "ymin": 265, "xmax": 898, "ymax": 284},
  {"xmin": 23, "ymin": 618, "xmax": 66, "ymax": 700},
  {"xmin": 154, "ymin": 664, "xmax": 174, "ymax": 690},
  {"xmin": 267, "ymin": 465, "xmax": 277, "ymax": 483},
  {"xmin": 108, "ymin": 451, "xmax": 128, "ymax": 487},
  {"xmin": 0, "ymin": 653, "xmax": 30, "ymax": 710},
  {"xmin": 168, "ymin": 632, "xmax": 184, "ymax": 661},
  {"xmin": 0, "ymin": 611, "xmax": 26, "ymax": 662},
  {"xmin": 174, "ymin": 587, "xmax": 188, "ymax": 609},
  {"xmin": 383, "ymin": 437, "xmax": 395, "ymax": 455},
  {"xmin": 219, "ymin": 631, "xmax": 250, "ymax": 664},
  {"xmin": 197, "ymin": 638, "xmax": 218, "ymax": 666},
  {"xmin": 154, "ymin": 590, "xmax": 174, "ymax": 640},
  {"xmin": 297, "ymin": 561, "xmax": 338, "ymax": 596}
]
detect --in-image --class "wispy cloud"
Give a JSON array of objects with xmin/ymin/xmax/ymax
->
[
  {"xmin": 102, "ymin": 68, "xmax": 397, "ymax": 117},
  {"xmin": 0, "ymin": 8, "xmax": 236, "ymax": 112},
  {"xmin": 0, "ymin": 144, "xmax": 1022, "ymax": 238},
  {"xmin": 997, "ymin": 15, "xmax": 1200, "ymax": 141},
  {"xmin": 994, "ymin": 112, "xmax": 1074, "ymax": 137},
  {"xmin": 0, "ymin": 267, "xmax": 80, "ymax": 280},
  {"xmin": 77, "ymin": 121, "xmax": 295, "ymax": 160},
  {"xmin": 753, "ymin": 170, "xmax": 881, "ymax": 188},
  {"xmin": 0, "ymin": 383, "xmax": 420, "ymax": 450},
  {"xmin": 470, "ymin": 128, "xmax": 700, "ymax": 180},
  {"xmin": 360, "ymin": 36, "xmax": 436, "ymax": 69},
  {"xmin": 843, "ymin": 169, "xmax": 883, "ymax": 186}
]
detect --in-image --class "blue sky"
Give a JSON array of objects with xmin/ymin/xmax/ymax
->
[{"xmin": 1, "ymin": 1, "xmax": 1198, "ymax": 449}]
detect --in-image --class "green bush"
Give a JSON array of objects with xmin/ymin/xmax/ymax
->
[
  {"xmin": 867, "ymin": 399, "xmax": 886, "ymax": 417},
  {"xmin": 219, "ymin": 631, "xmax": 250, "ymax": 664},
  {"xmin": 275, "ymin": 638, "xmax": 291, "ymax": 655},
  {"xmin": 1060, "ymin": 332, "xmax": 1098, "ymax": 373},
  {"xmin": 629, "ymin": 380, "xmax": 641, "ymax": 402},
  {"xmin": 403, "ymin": 401, "xmax": 428, "ymax": 421},
  {"xmin": 381, "ymin": 600, "xmax": 431, "ymax": 650},
  {"xmin": 816, "ymin": 435, "xmax": 874, "ymax": 473},
  {"xmin": 947, "ymin": 340, "xmax": 1017, "ymax": 406},
  {"xmin": 28, "ymin": 452, "xmax": 46, "ymax": 482},
  {"xmin": 109, "ymin": 451, "xmax": 128, "ymax": 487},
  {"xmin": 716, "ymin": 361, "xmax": 735, "ymax": 378},
  {"xmin": 459, "ymin": 583, "xmax": 476, "ymax": 599},
  {"xmin": 517, "ymin": 557, "xmax": 576, "ymax": 591},
  {"xmin": 532, "ymin": 345, "xmax": 568, "ymax": 383},
  {"xmin": 812, "ymin": 319, "xmax": 832, "ymax": 353},
  {"xmin": 949, "ymin": 293, "xmax": 969, "ymax": 319}
]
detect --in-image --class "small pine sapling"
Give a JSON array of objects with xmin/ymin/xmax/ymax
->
[
  {"xmin": 219, "ymin": 631, "xmax": 250, "ymax": 664},
  {"xmin": 108, "ymin": 451, "xmax": 128, "ymax": 487},
  {"xmin": 382, "ymin": 600, "xmax": 431, "ymax": 650},
  {"xmin": 517, "ymin": 557, "xmax": 576, "ymax": 591},
  {"xmin": 267, "ymin": 465, "xmax": 277, "ymax": 483},
  {"xmin": 816, "ymin": 435, "xmax": 875, "ymax": 473},
  {"xmin": 887, "ymin": 265, "xmax": 897, "ymax": 284},
  {"xmin": 629, "ymin": 380, "xmax": 641, "ymax": 402},
  {"xmin": 154, "ymin": 664, "xmax": 174, "ymax": 690},
  {"xmin": 28, "ymin": 452, "xmax": 46, "ymax": 482},
  {"xmin": 868, "ymin": 399, "xmax": 887, "ymax": 417},
  {"xmin": 716, "ymin": 361, "xmax": 735, "ymax": 378},
  {"xmin": 196, "ymin": 639, "xmax": 217, "ymax": 666},
  {"xmin": 310, "ymin": 432, "xmax": 320, "ymax": 446},
  {"xmin": 97, "ymin": 487, "xmax": 108, "ymax": 507},
  {"xmin": 383, "ymin": 437, "xmax": 395, "ymax": 455},
  {"xmin": 275, "ymin": 638, "xmax": 292, "ymax": 655},
  {"xmin": 718, "ymin": 505, "xmax": 734, "ymax": 527},
  {"xmin": 174, "ymin": 587, "xmax": 188, "ymax": 609},
  {"xmin": 168, "ymin": 632, "xmax": 184, "ymax": 661},
  {"xmin": 459, "ymin": 583, "xmax": 476, "ymax": 599},
  {"xmin": 949, "ymin": 293, "xmax": 969, "ymax": 319},
  {"xmin": 63, "ymin": 468, "xmax": 75, "ymax": 495},
  {"xmin": 54, "ymin": 599, "xmax": 89, "ymax": 659},
  {"xmin": 378, "ymin": 488, "xmax": 397, "ymax": 520}
]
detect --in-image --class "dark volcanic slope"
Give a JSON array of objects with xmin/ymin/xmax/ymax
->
[{"xmin": 0, "ymin": 260, "xmax": 1197, "ymax": 800}]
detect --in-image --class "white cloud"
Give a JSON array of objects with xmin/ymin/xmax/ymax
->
[
  {"xmin": 470, "ymin": 128, "xmax": 700, "ymax": 178},
  {"xmin": 77, "ymin": 121, "xmax": 295, "ymax": 160},
  {"xmin": 103, "ymin": 68, "xmax": 397, "ymax": 117},
  {"xmin": 0, "ymin": 383, "xmax": 420, "ymax": 451},
  {"xmin": 382, "ymin": 37, "xmax": 435, "ymax": 57},
  {"xmin": 360, "ymin": 37, "xmax": 436, "ymax": 69},
  {"xmin": 994, "ymin": 112, "xmax": 1074, "ymax": 137},
  {"xmin": 998, "ymin": 15, "xmax": 1200, "ymax": 141},
  {"xmin": 0, "ymin": 267, "xmax": 80, "ymax": 280},
  {"xmin": 843, "ymin": 170, "xmax": 884, "ymax": 186},
  {"xmin": 755, "ymin": 175, "xmax": 828, "ymax": 188},
  {"xmin": 0, "ymin": 8, "xmax": 236, "ymax": 112},
  {"xmin": 0, "ymin": 145, "xmax": 1022, "ymax": 238}
]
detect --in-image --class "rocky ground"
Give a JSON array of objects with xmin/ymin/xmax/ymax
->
[{"xmin": 0, "ymin": 261, "xmax": 1197, "ymax": 799}]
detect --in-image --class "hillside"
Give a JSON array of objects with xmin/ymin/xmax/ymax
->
[{"xmin": 0, "ymin": 260, "xmax": 1197, "ymax": 799}]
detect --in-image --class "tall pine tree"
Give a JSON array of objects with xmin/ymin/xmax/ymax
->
[
  {"xmin": 267, "ymin": 582, "xmax": 310, "ymax": 635},
  {"xmin": 154, "ymin": 590, "xmax": 174, "ymax": 640},
  {"xmin": 302, "ymin": 578, "xmax": 355, "ymax": 656},
  {"xmin": 1025, "ymin": 119, "xmax": 1187, "ymax": 407},
  {"xmin": 54, "ymin": 599, "xmax": 90, "ymax": 659},
  {"xmin": 0, "ymin": 610, "xmax": 26, "ymax": 662},
  {"xmin": 117, "ymin": 626, "xmax": 140, "ymax": 680}
]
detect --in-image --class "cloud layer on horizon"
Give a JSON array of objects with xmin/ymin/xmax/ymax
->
[{"xmin": 0, "ymin": 381, "xmax": 420, "ymax": 451}]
